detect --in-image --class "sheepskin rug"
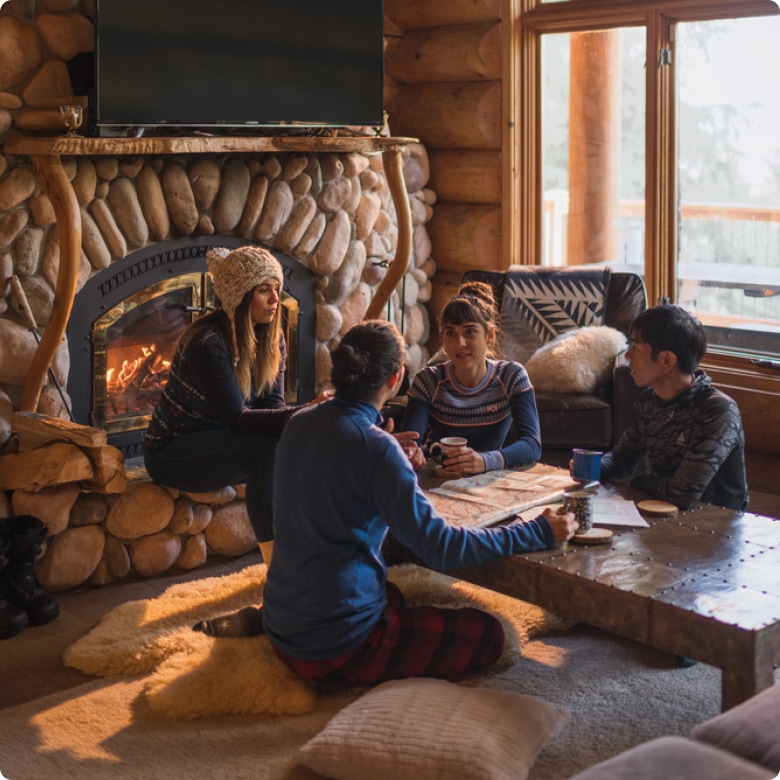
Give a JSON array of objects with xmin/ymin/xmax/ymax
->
[
  {"xmin": 525, "ymin": 325, "xmax": 628, "ymax": 393},
  {"xmin": 63, "ymin": 563, "xmax": 570, "ymax": 720}
]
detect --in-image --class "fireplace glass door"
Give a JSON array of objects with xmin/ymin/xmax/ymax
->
[{"xmin": 91, "ymin": 273, "xmax": 300, "ymax": 436}]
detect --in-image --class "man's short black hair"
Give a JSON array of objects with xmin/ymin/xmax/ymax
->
[{"xmin": 630, "ymin": 304, "xmax": 706, "ymax": 374}]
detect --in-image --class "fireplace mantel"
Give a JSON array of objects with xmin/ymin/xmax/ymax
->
[
  {"xmin": 3, "ymin": 134, "xmax": 417, "ymax": 157},
  {"xmin": 4, "ymin": 134, "xmax": 418, "ymax": 414}
]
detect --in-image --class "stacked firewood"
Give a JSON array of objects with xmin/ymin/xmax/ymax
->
[
  {"xmin": 0, "ymin": 413, "xmax": 256, "ymax": 592},
  {"xmin": 0, "ymin": 412, "xmax": 125, "ymax": 495}
]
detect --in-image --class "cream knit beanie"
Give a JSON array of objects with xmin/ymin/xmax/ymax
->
[{"xmin": 206, "ymin": 245, "xmax": 284, "ymax": 361}]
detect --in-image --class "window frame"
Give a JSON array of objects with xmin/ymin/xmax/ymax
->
[{"xmin": 510, "ymin": 0, "xmax": 780, "ymax": 391}]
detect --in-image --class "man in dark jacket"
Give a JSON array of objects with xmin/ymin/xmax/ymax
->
[{"xmin": 600, "ymin": 304, "xmax": 748, "ymax": 510}]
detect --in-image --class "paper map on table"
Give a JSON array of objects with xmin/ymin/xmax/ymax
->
[{"xmin": 425, "ymin": 465, "xmax": 579, "ymax": 530}]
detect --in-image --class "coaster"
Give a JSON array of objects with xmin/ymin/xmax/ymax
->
[
  {"xmin": 570, "ymin": 527, "xmax": 613, "ymax": 545},
  {"xmin": 636, "ymin": 499, "xmax": 679, "ymax": 517}
]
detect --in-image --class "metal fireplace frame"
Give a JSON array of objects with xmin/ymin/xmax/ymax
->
[{"xmin": 66, "ymin": 236, "xmax": 317, "ymax": 459}]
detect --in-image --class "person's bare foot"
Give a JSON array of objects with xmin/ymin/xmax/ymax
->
[{"xmin": 192, "ymin": 606, "xmax": 265, "ymax": 637}]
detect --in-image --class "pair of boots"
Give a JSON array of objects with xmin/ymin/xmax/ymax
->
[{"xmin": 0, "ymin": 515, "xmax": 60, "ymax": 640}]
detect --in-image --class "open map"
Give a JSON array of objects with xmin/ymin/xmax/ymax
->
[{"xmin": 424, "ymin": 464, "xmax": 579, "ymax": 530}]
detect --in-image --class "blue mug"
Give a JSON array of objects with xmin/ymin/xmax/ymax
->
[{"xmin": 572, "ymin": 449, "xmax": 603, "ymax": 483}]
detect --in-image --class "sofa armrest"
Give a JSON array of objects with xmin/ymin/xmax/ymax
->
[
  {"xmin": 566, "ymin": 736, "xmax": 772, "ymax": 780},
  {"xmin": 691, "ymin": 683, "xmax": 780, "ymax": 773}
]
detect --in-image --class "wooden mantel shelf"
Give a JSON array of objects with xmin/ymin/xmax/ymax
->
[
  {"xmin": 7, "ymin": 133, "xmax": 418, "ymax": 414},
  {"xmin": 3, "ymin": 134, "xmax": 418, "ymax": 157}
]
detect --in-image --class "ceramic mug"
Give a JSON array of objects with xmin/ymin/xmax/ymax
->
[
  {"xmin": 563, "ymin": 490, "xmax": 594, "ymax": 533},
  {"xmin": 429, "ymin": 436, "xmax": 468, "ymax": 463},
  {"xmin": 572, "ymin": 448, "xmax": 603, "ymax": 482}
]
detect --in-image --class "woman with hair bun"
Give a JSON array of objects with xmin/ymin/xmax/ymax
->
[
  {"xmin": 195, "ymin": 319, "xmax": 578, "ymax": 688},
  {"xmin": 402, "ymin": 280, "xmax": 542, "ymax": 475}
]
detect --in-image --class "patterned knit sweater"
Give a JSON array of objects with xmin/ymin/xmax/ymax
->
[
  {"xmin": 600, "ymin": 370, "xmax": 748, "ymax": 510},
  {"xmin": 144, "ymin": 328, "xmax": 291, "ymax": 454},
  {"xmin": 402, "ymin": 359, "xmax": 542, "ymax": 471}
]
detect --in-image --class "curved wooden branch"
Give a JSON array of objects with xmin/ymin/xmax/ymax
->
[
  {"xmin": 21, "ymin": 155, "xmax": 81, "ymax": 412},
  {"xmin": 364, "ymin": 149, "xmax": 413, "ymax": 320}
]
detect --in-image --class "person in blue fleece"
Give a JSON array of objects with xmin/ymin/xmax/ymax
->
[{"xmin": 196, "ymin": 320, "xmax": 577, "ymax": 687}]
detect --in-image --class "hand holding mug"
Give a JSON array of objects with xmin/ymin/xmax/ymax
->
[
  {"xmin": 563, "ymin": 490, "xmax": 594, "ymax": 533},
  {"xmin": 571, "ymin": 448, "xmax": 603, "ymax": 483},
  {"xmin": 544, "ymin": 506, "xmax": 579, "ymax": 543},
  {"xmin": 429, "ymin": 437, "xmax": 486, "ymax": 476},
  {"xmin": 429, "ymin": 436, "xmax": 468, "ymax": 463}
]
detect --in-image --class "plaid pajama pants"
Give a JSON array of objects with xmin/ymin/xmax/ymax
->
[{"xmin": 272, "ymin": 581, "xmax": 505, "ymax": 687}]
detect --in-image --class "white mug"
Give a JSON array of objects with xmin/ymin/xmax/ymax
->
[{"xmin": 429, "ymin": 436, "xmax": 468, "ymax": 463}]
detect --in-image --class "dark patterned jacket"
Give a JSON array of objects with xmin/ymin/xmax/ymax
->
[{"xmin": 600, "ymin": 370, "xmax": 748, "ymax": 510}]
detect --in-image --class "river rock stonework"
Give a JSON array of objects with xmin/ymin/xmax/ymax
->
[{"xmin": 0, "ymin": 2, "xmax": 437, "ymax": 590}]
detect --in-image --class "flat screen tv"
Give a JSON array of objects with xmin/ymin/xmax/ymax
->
[{"xmin": 94, "ymin": 0, "xmax": 384, "ymax": 133}]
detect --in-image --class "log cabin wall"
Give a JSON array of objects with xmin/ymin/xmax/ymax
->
[
  {"xmin": 0, "ymin": 0, "xmax": 777, "ymax": 501},
  {"xmin": 384, "ymin": 0, "xmax": 504, "ymax": 354}
]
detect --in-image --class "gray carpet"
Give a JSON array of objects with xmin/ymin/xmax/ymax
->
[{"xmin": 0, "ymin": 621, "xmax": 755, "ymax": 780}]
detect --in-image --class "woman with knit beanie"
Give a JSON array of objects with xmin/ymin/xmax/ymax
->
[{"xmin": 144, "ymin": 244, "xmax": 313, "ymax": 564}]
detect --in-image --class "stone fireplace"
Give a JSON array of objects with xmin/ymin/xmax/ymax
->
[
  {"xmin": 0, "ymin": 6, "xmax": 436, "ymax": 591},
  {"xmin": 0, "ymin": 137, "xmax": 436, "ymax": 591}
]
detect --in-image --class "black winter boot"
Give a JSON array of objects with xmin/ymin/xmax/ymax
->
[
  {"xmin": 0, "ymin": 515, "xmax": 59, "ymax": 627},
  {"xmin": 0, "ymin": 534, "xmax": 29, "ymax": 639}
]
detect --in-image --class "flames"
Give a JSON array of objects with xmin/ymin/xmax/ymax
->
[{"xmin": 106, "ymin": 343, "xmax": 172, "ymax": 420}]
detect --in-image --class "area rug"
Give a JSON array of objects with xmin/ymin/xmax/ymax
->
[
  {"xmin": 2, "ymin": 623, "xmax": 763, "ymax": 780},
  {"xmin": 62, "ymin": 563, "xmax": 570, "ymax": 719}
]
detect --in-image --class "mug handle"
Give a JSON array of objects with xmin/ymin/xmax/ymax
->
[{"xmin": 429, "ymin": 442, "xmax": 444, "ymax": 463}]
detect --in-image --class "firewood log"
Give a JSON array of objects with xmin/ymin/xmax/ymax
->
[
  {"xmin": 12, "ymin": 411, "xmax": 107, "ymax": 452},
  {"xmin": 0, "ymin": 443, "xmax": 93, "ymax": 491}
]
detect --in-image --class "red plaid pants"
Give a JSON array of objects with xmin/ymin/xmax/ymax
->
[{"xmin": 271, "ymin": 581, "xmax": 505, "ymax": 687}]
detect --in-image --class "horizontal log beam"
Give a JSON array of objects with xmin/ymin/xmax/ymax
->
[
  {"xmin": 427, "ymin": 203, "xmax": 502, "ymax": 274},
  {"xmin": 389, "ymin": 82, "xmax": 501, "ymax": 150},
  {"xmin": 385, "ymin": 0, "xmax": 500, "ymax": 30},
  {"xmin": 429, "ymin": 149, "xmax": 501, "ymax": 204},
  {"xmin": 388, "ymin": 22, "xmax": 501, "ymax": 84}
]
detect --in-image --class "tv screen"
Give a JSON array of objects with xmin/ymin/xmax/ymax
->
[{"xmin": 95, "ymin": 0, "xmax": 384, "ymax": 132}]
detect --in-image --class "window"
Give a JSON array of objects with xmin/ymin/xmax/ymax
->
[
  {"xmin": 541, "ymin": 28, "xmax": 646, "ymax": 268},
  {"xmin": 677, "ymin": 16, "xmax": 780, "ymax": 358},
  {"xmin": 518, "ymin": 0, "xmax": 780, "ymax": 371}
]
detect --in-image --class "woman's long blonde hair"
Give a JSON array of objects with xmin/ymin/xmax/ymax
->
[{"xmin": 179, "ymin": 286, "xmax": 284, "ymax": 400}]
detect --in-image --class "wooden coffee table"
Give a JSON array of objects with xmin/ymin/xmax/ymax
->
[{"xmin": 409, "ymin": 465, "xmax": 780, "ymax": 711}]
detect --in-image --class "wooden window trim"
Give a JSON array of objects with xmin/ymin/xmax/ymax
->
[{"xmin": 510, "ymin": 0, "xmax": 780, "ymax": 393}]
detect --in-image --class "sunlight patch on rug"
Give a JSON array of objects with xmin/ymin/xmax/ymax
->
[{"xmin": 63, "ymin": 563, "xmax": 571, "ymax": 719}]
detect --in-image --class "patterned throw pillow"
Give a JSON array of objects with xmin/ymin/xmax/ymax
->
[{"xmin": 499, "ymin": 266, "xmax": 611, "ymax": 364}]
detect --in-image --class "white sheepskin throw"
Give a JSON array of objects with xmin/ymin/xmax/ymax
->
[
  {"xmin": 63, "ymin": 563, "xmax": 571, "ymax": 720},
  {"xmin": 525, "ymin": 325, "xmax": 628, "ymax": 394}
]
